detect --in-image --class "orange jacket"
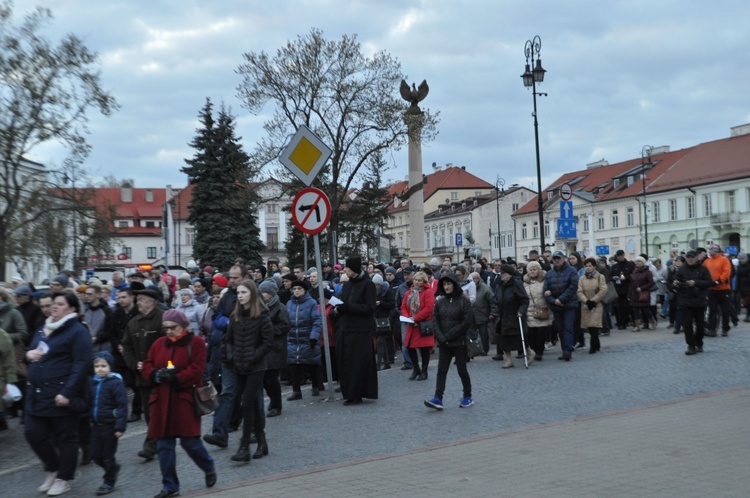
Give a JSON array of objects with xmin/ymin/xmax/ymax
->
[{"xmin": 703, "ymin": 255, "xmax": 731, "ymax": 290}]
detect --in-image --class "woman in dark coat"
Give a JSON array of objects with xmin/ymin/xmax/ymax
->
[
  {"xmin": 372, "ymin": 274, "xmax": 395, "ymax": 370},
  {"xmin": 401, "ymin": 271, "xmax": 436, "ymax": 381},
  {"xmin": 223, "ymin": 280, "xmax": 274, "ymax": 462},
  {"xmin": 258, "ymin": 279, "xmax": 290, "ymax": 418},
  {"xmin": 24, "ymin": 291, "xmax": 92, "ymax": 496},
  {"xmin": 286, "ymin": 279, "xmax": 322, "ymax": 400},
  {"xmin": 628, "ymin": 256, "xmax": 655, "ymax": 331},
  {"xmin": 141, "ymin": 309, "xmax": 216, "ymax": 498},
  {"xmin": 334, "ymin": 256, "xmax": 378, "ymax": 405},
  {"xmin": 495, "ymin": 264, "xmax": 530, "ymax": 369},
  {"xmin": 424, "ymin": 274, "xmax": 475, "ymax": 410}
]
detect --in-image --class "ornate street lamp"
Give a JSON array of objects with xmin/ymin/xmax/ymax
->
[
  {"xmin": 521, "ymin": 35, "xmax": 547, "ymax": 252},
  {"xmin": 641, "ymin": 145, "xmax": 653, "ymax": 255},
  {"xmin": 495, "ymin": 177, "xmax": 505, "ymax": 260}
]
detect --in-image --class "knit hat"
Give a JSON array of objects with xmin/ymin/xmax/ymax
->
[
  {"xmin": 385, "ymin": 266, "xmax": 397, "ymax": 275},
  {"xmin": 212, "ymin": 275, "xmax": 228, "ymax": 288},
  {"xmin": 53, "ymin": 274, "xmax": 69, "ymax": 287},
  {"xmin": 345, "ymin": 256, "xmax": 362, "ymax": 273},
  {"xmin": 323, "ymin": 288, "xmax": 334, "ymax": 300},
  {"xmin": 429, "ymin": 258, "xmax": 440, "ymax": 267},
  {"xmin": 291, "ymin": 279, "xmax": 310, "ymax": 292},
  {"xmin": 281, "ymin": 272, "xmax": 295, "ymax": 282},
  {"xmin": 179, "ymin": 288, "xmax": 194, "ymax": 299},
  {"xmin": 738, "ymin": 252, "xmax": 748, "ymax": 260},
  {"xmin": 76, "ymin": 285, "xmax": 88, "ymax": 293},
  {"xmin": 634, "ymin": 256, "xmax": 646, "ymax": 264},
  {"xmin": 372, "ymin": 274, "xmax": 384, "ymax": 285},
  {"xmin": 162, "ymin": 309, "xmax": 189, "ymax": 328},
  {"xmin": 94, "ymin": 350, "xmax": 115, "ymax": 368},
  {"xmin": 258, "ymin": 279, "xmax": 279, "ymax": 296}
]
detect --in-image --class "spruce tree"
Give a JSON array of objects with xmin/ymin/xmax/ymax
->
[{"xmin": 182, "ymin": 99, "xmax": 264, "ymax": 270}]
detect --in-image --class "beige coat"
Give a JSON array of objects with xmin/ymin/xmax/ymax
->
[
  {"xmin": 523, "ymin": 271, "xmax": 553, "ymax": 328},
  {"xmin": 577, "ymin": 271, "xmax": 608, "ymax": 329}
]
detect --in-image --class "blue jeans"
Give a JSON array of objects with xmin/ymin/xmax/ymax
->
[
  {"xmin": 553, "ymin": 308, "xmax": 576, "ymax": 353},
  {"xmin": 400, "ymin": 323, "xmax": 412, "ymax": 366},
  {"xmin": 156, "ymin": 436, "xmax": 214, "ymax": 493},
  {"xmin": 211, "ymin": 363, "xmax": 236, "ymax": 440}
]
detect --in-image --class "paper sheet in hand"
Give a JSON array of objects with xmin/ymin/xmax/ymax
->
[
  {"xmin": 38, "ymin": 341, "xmax": 50, "ymax": 354},
  {"xmin": 399, "ymin": 316, "xmax": 414, "ymax": 323},
  {"xmin": 329, "ymin": 296, "xmax": 344, "ymax": 306}
]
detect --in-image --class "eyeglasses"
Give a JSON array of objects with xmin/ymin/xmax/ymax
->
[{"xmin": 161, "ymin": 324, "xmax": 181, "ymax": 332}]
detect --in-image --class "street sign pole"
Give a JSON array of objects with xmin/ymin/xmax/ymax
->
[{"xmin": 313, "ymin": 234, "xmax": 336, "ymax": 401}]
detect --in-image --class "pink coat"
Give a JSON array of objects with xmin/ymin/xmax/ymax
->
[{"xmin": 401, "ymin": 283, "xmax": 435, "ymax": 348}]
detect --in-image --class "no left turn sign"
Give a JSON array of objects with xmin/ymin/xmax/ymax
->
[{"xmin": 291, "ymin": 187, "xmax": 332, "ymax": 235}]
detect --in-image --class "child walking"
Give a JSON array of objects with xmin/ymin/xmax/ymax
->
[{"xmin": 90, "ymin": 351, "xmax": 127, "ymax": 495}]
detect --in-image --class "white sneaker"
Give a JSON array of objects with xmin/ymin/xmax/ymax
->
[
  {"xmin": 47, "ymin": 479, "xmax": 71, "ymax": 496},
  {"xmin": 544, "ymin": 342, "xmax": 553, "ymax": 351},
  {"xmin": 39, "ymin": 472, "xmax": 57, "ymax": 493}
]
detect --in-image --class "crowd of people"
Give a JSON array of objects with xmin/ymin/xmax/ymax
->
[{"xmin": 1, "ymin": 243, "xmax": 748, "ymax": 495}]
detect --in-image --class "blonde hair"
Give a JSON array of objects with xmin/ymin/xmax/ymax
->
[{"xmin": 412, "ymin": 271, "xmax": 428, "ymax": 284}]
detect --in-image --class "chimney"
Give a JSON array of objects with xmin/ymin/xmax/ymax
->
[
  {"xmin": 145, "ymin": 189, "xmax": 154, "ymax": 202},
  {"xmin": 651, "ymin": 145, "xmax": 670, "ymax": 156},
  {"xmin": 586, "ymin": 159, "xmax": 609, "ymax": 169},
  {"xmin": 121, "ymin": 187, "xmax": 132, "ymax": 202},
  {"xmin": 730, "ymin": 123, "xmax": 750, "ymax": 137}
]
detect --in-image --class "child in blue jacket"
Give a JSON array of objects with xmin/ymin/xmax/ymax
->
[{"xmin": 89, "ymin": 351, "xmax": 127, "ymax": 495}]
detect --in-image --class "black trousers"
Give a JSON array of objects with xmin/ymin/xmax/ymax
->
[
  {"xmin": 235, "ymin": 371, "xmax": 264, "ymax": 445},
  {"xmin": 616, "ymin": 293, "xmax": 630, "ymax": 327},
  {"xmin": 681, "ymin": 304, "xmax": 705, "ymax": 348},
  {"xmin": 434, "ymin": 346, "xmax": 471, "ymax": 400},
  {"xmin": 408, "ymin": 347, "xmax": 431, "ymax": 372},
  {"xmin": 25, "ymin": 413, "xmax": 79, "ymax": 481},
  {"xmin": 707, "ymin": 290, "xmax": 731, "ymax": 332},
  {"xmin": 91, "ymin": 424, "xmax": 120, "ymax": 486},
  {"xmin": 289, "ymin": 364, "xmax": 321, "ymax": 393},
  {"xmin": 137, "ymin": 386, "xmax": 156, "ymax": 454},
  {"xmin": 263, "ymin": 369, "xmax": 282, "ymax": 412}
]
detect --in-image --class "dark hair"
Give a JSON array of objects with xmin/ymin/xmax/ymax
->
[
  {"xmin": 116, "ymin": 287, "xmax": 134, "ymax": 297},
  {"xmin": 422, "ymin": 267, "xmax": 433, "ymax": 277},
  {"xmin": 231, "ymin": 264, "xmax": 249, "ymax": 278},
  {"xmin": 583, "ymin": 257, "xmax": 598, "ymax": 267},
  {"xmin": 568, "ymin": 252, "xmax": 584, "ymax": 270},
  {"xmin": 52, "ymin": 290, "xmax": 82, "ymax": 315},
  {"xmin": 499, "ymin": 264, "xmax": 516, "ymax": 275}
]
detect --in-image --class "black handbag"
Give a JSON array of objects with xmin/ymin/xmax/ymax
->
[
  {"xmin": 374, "ymin": 316, "xmax": 391, "ymax": 335},
  {"xmin": 418, "ymin": 321, "xmax": 434, "ymax": 337}
]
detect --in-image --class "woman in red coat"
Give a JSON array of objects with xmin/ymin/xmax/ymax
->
[
  {"xmin": 401, "ymin": 271, "xmax": 436, "ymax": 381},
  {"xmin": 142, "ymin": 309, "xmax": 216, "ymax": 498}
]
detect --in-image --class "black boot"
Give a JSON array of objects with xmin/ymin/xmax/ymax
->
[
  {"xmin": 231, "ymin": 442, "xmax": 251, "ymax": 462},
  {"xmin": 408, "ymin": 367, "xmax": 421, "ymax": 380},
  {"xmin": 252, "ymin": 432, "xmax": 268, "ymax": 459},
  {"xmin": 589, "ymin": 330, "xmax": 601, "ymax": 354},
  {"xmin": 80, "ymin": 445, "xmax": 92, "ymax": 465}
]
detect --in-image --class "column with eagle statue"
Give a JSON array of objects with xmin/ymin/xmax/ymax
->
[{"xmin": 400, "ymin": 79, "xmax": 429, "ymax": 261}]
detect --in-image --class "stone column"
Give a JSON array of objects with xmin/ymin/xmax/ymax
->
[{"xmin": 404, "ymin": 111, "xmax": 426, "ymax": 262}]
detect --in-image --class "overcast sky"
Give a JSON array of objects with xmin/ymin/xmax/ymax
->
[{"xmin": 21, "ymin": 0, "xmax": 750, "ymax": 193}]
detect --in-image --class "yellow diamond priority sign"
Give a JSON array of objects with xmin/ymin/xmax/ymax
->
[{"xmin": 278, "ymin": 125, "xmax": 332, "ymax": 186}]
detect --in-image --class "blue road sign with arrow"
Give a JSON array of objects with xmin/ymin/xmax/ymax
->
[{"xmin": 560, "ymin": 200, "xmax": 574, "ymax": 220}]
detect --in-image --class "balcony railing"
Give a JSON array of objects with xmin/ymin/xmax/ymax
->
[{"xmin": 710, "ymin": 212, "xmax": 741, "ymax": 225}]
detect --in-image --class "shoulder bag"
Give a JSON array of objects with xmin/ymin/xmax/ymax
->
[
  {"xmin": 187, "ymin": 342, "xmax": 219, "ymax": 417},
  {"xmin": 527, "ymin": 283, "xmax": 550, "ymax": 321},
  {"xmin": 603, "ymin": 280, "xmax": 618, "ymax": 304},
  {"xmin": 374, "ymin": 316, "xmax": 391, "ymax": 335},
  {"xmin": 418, "ymin": 321, "xmax": 434, "ymax": 337}
]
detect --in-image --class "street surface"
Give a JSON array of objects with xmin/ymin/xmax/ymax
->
[{"xmin": 2, "ymin": 322, "xmax": 749, "ymax": 497}]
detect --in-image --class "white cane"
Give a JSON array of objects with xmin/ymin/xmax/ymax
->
[{"xmin": 518, "ymin": 315, "xmax": 528, "ymax": 369}]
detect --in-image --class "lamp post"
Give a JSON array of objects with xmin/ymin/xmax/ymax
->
[
  {"xmin": 495, "ymin": 177, "xmax": 505, "ymax": 261},
  {"xmin": 521, "ymin": 35, "xmax": 547, "ymax": 253},
  {"xmin": 641, "ymin": 145, "xmax": 653, "ymax": 255}
]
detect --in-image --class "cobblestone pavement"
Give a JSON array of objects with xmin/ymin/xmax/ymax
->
[{"xmin": 2, "ymin": 321, "xmax": 749, "ymax": 497}]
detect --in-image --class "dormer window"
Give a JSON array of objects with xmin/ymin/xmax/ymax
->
[
  {"xmin": 613, "ymin": 178, "xmax": 620, "ymax": 188},
  {"xmin": 627, "ymin": 176, "xmax": 634, "ymax": 186}
]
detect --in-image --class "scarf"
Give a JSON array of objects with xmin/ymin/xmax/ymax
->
[
  {"xmin": 169, "ymin": 328, "xmax": 189, "ymax": 343},
  {"xmin": 408, "ymin": 284, "xmax": 423, "ymax": 316},
  {"xmin": 43, "ymin": 312, "xmax": 78, "ymax": 337}
]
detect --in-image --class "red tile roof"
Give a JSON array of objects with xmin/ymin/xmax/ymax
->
[{"xmin": 387, "ymin": 166, "xmax": 495, "ymax": 213}]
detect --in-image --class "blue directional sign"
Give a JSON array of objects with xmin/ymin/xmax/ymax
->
[
  {"xmin": 596, "ymin": 245, "xmax": 610, "ymax": 256},
  {"xmin": 455, "ymin": 233, "xmax": 463, "ymax": 246},
  {"xmin": 560, "ymin": 200, "xmax": 574, "ymax": 220},
  {"xmin": 557, "ymin": 219, "xmax": 577, "ymax": 239}
]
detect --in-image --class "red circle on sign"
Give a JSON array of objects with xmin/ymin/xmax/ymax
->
[
  {"xmin": 291, "ymin": 187, "xmax": 332, "ymax": 235},
  {"xmin": 560, "ymin": 182, "xmax": 573, "ymax": 201}
]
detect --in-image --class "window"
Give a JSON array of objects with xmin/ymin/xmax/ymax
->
[
  {"xmin": 652, "ymin": 202, "xmax": 660, "ymax": 223},
  {"xmin": 118, "ymin": 221, "xmax": 128, "ymax": 228},
  {"xmin": 597, "ymin": 211, "xmax": 604, "ymax": 230},
  {"xmin": 147, "ymin": 247, "xmax": 157, "ymax": 259},
  {"xmin": 507, "ymin": 233, "xmax": 513, "ymax": 247},
  {"xmin": 687, "ymin": 197, "xmax": 695, "ymax": 219},
  {"xmin": 512, "ymin": 203, "xmax": 519, "ymax": 211},
  {"xmin": 627, "ymin": 207, "xmax": 634, "ymax": 226},
  {"xmin": 613, "ymin": 178, "xmax": 620, "ymax": 189},
  {"xmin": 398, "ymin": 233, "xmax": 403, "ymax": 248},
  {"xmin": 533, "ymin": 221, "xmax": 539, "ymax": 238},
  {"xmin": 583, "ymin": 216, "xmax": 590, "ymax": 232},
  {"xmin": 266, "ymin": 204, "xmax": 278, "ymax": 214},
  {"xmin": 544, "ymin": 221, "xmax": 550, "ymax": 238},
  {"xmin": 475, "ymin": 191, "xmax": 482, "ymax": 197},
  {"xmin": 521, "ymin": 223, "xmax": 527, "ymax": 239},
  {"xmin": 266, "ymin": 227, "xmax": 278, "ymax": 251},
  {"xmin": 726, "ymin": 190, "xmax": 736, "ymax": 212},
  {"xmin": 451, "ymin": 192, "xmax": 458, "ymax": 200},
  {"xmin": 123, "ymin": 247, "xmax": 132, "ymax": 258},
  {"xmin": 627, "ymin": 176, "xmax": 634, "ymax": 186},
  {"xmin": 185, "ymin": 228, "xmax": 195, "ymax": 245},
  {"xmin": 703, "ymin": 194, "xmax": 712, "ymax": 216},
  {"xmin": 669, "ymin": 199, "xmax": 677, "ymax": 221},
  {"xmin": 145, "ymin": 221, "xmax": 155, "ymax": 228},
  {"xmin": 611, "ymin": 209, "xmax": 619, "ymax": 229}
]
